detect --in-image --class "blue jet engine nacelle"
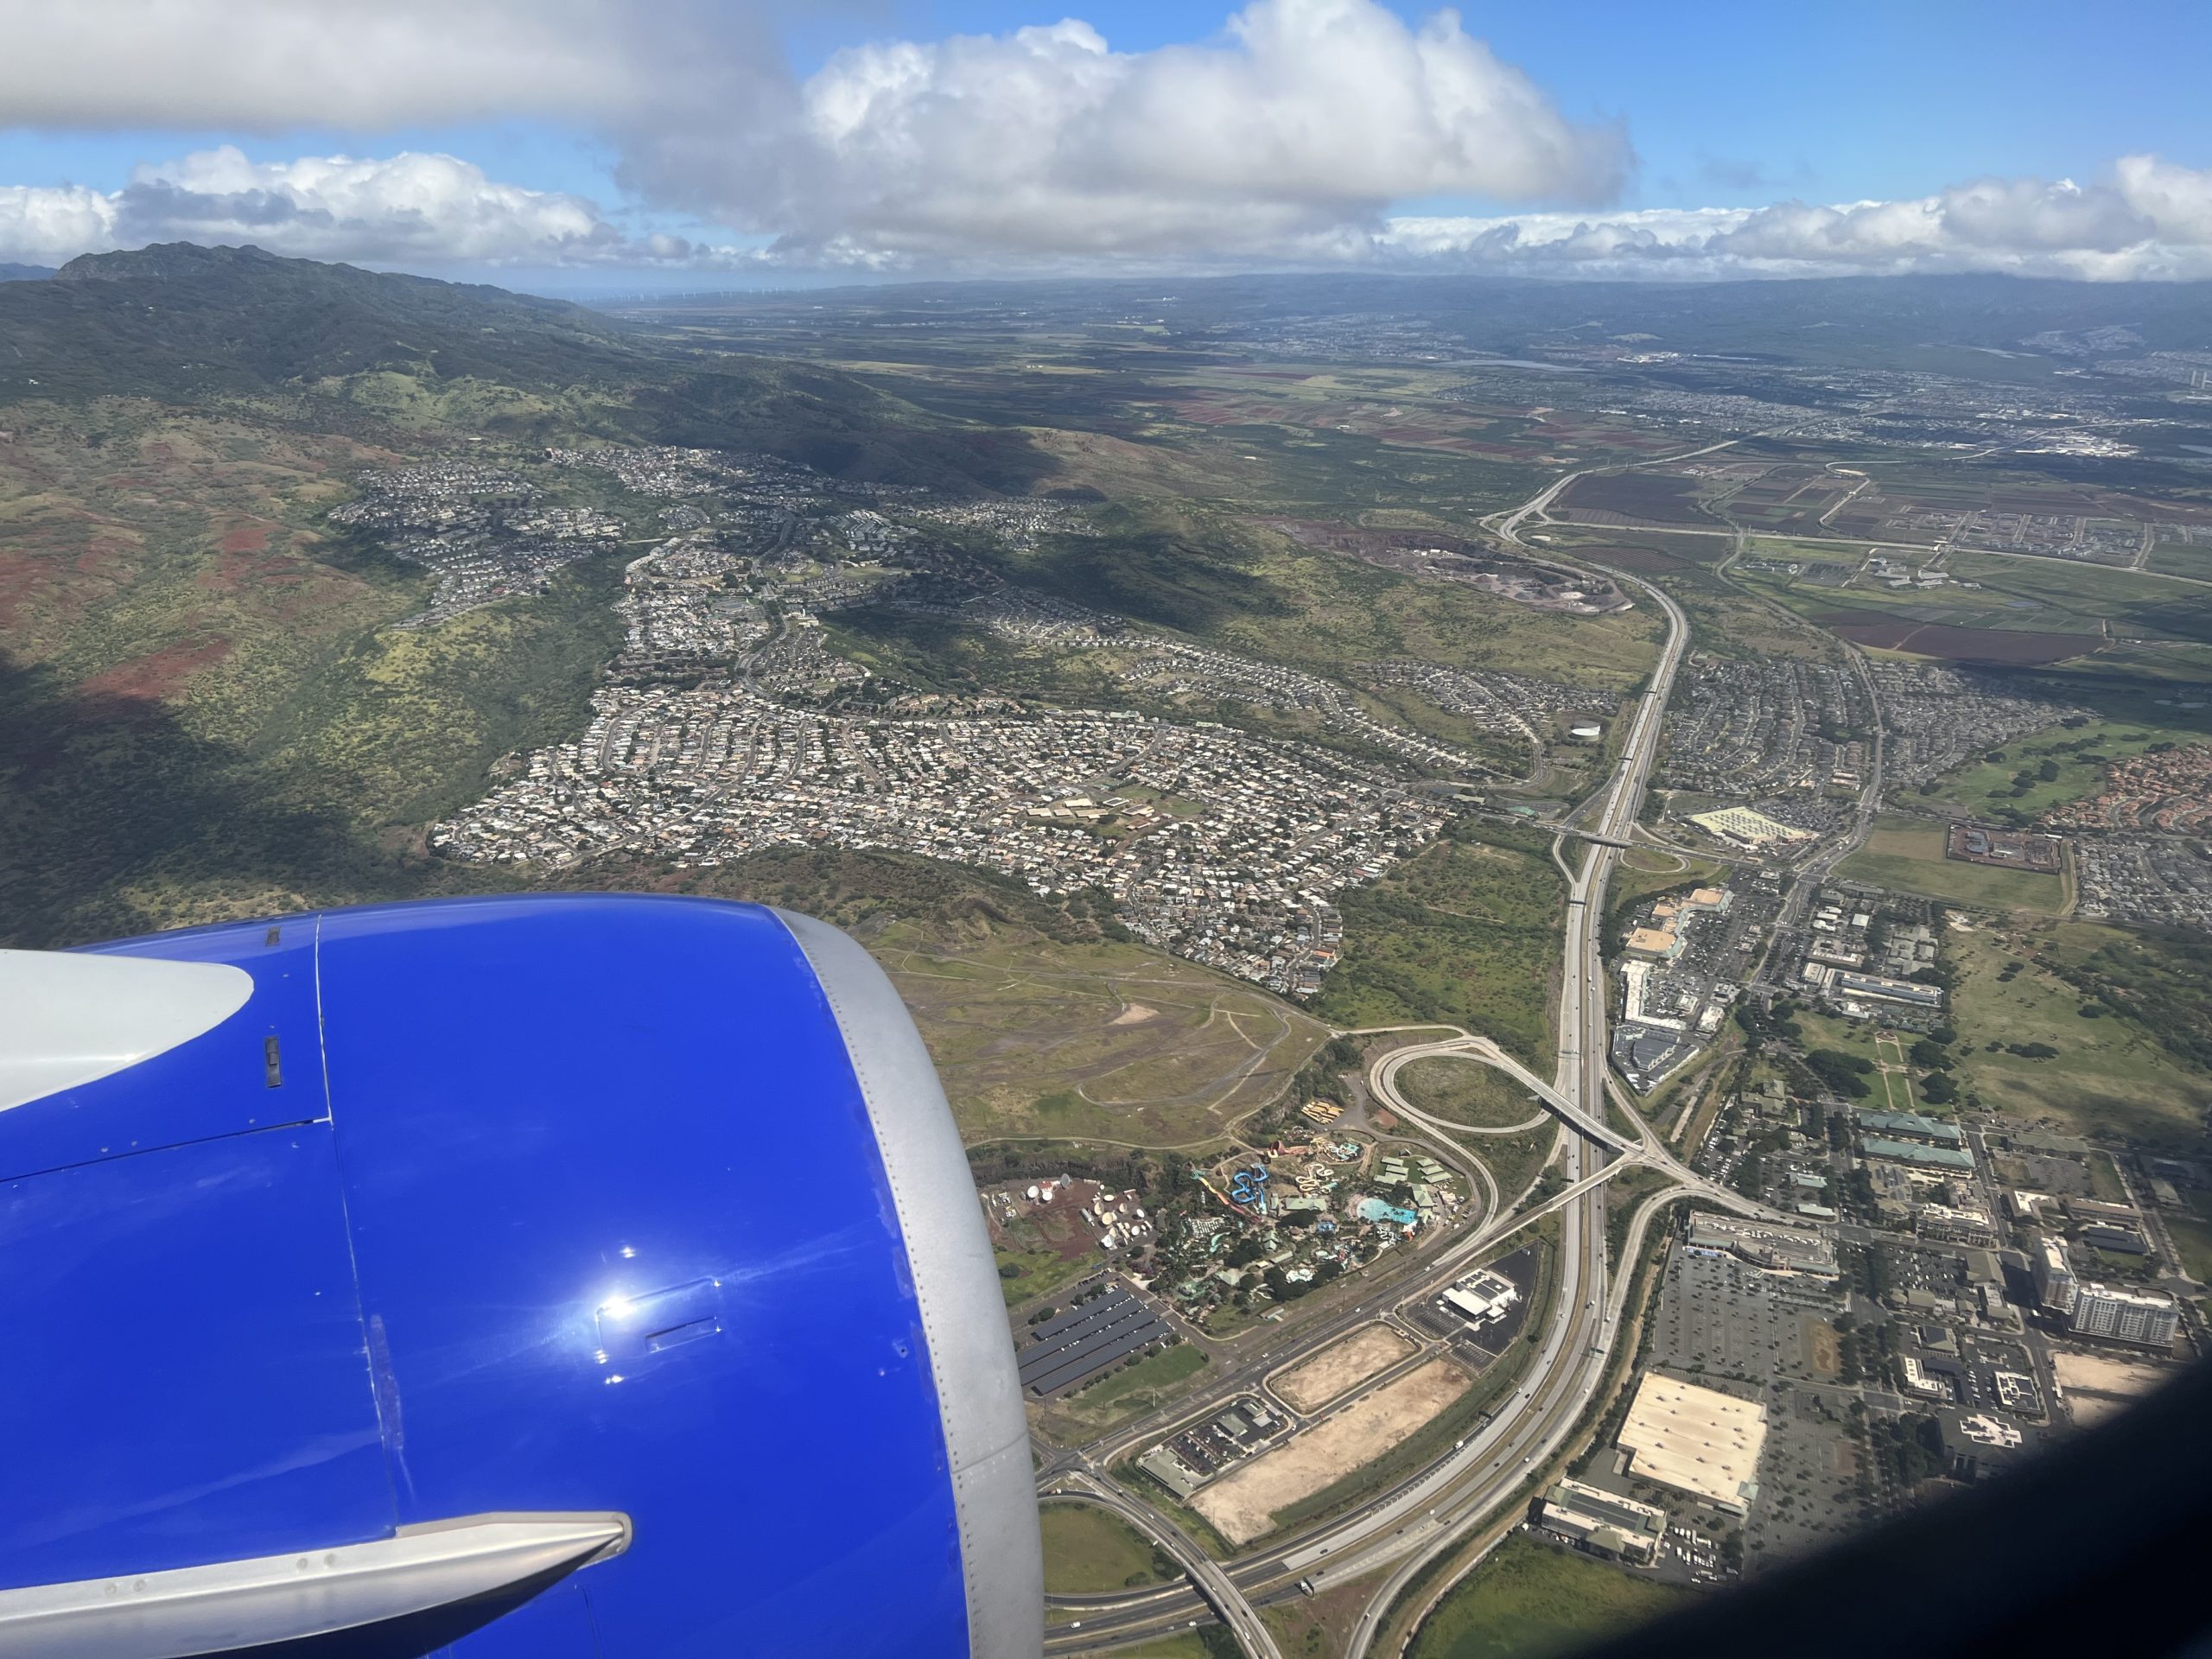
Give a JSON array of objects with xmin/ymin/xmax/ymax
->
[{"xmin": 0, "ymin": 895, "xmax": 1041, "ymax": 1657}]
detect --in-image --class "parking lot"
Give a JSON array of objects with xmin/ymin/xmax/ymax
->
[{"xmin": 1650, "ymin": 1249, "xmax": 1840, "ymax": 1387}]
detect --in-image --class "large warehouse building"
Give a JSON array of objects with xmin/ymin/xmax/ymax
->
[{"xmin": 1617, "ymin": 1372, "xmax": 1769, "ymax": 1515}]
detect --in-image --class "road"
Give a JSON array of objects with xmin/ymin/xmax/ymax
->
[
  {"xmin": 1710, "ymin": 524, "xmax": 1891, "ymax": 976},
  {"xmin": 1046, "ymin": 453, "xmax": 1727, "ymax": 1658},
  {"xmin": 1333, "ymin": 506, "xmax": 1698, "ymax": 1658}
]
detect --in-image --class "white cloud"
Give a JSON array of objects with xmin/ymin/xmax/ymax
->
[
  {"xmin": 0, "ymin": 0, "xmax": 760, "ymax": 131},
  {"xmin": 1375, "ymin": 157, "xmax": 2212, "ymax": 280},
  {"xmin": 0, "ymin": 183, "xmax": 115, "ymax": 269},
  {"xmin": 1, "ymin": 1, "xmax": 2209, "ymax": 281},
  {"xmin": 0, "ymin": 148, "xmax": 678, "ymax": 270},
  {"xmin": 647, "ymin": 0, "xmax": 1630, "ymax": 261}
]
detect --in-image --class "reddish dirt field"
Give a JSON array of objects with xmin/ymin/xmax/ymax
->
[
  {"xmin": 1578, "ymin": 544, "xmax": 1692, "ymax": 573},
  {"xmin": 78, "ymin": 637, "xmax": 234, "ymax": 702},
  {"xmin": 1816, "ymin": 614, "xmax": 2101, "ymax": 664},
  {"xmin": 219, "ymin": 524, "xmax": 272, "ymax": 554},
  {"xmin": 205, "ymin": 547, "xmax": 307, "ymax": 592}
]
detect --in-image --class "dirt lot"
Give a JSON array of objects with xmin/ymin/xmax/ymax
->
[
  {"xmin": 2051, "ymin": 1350, "xmax": 2178, "ymax": 1427},
  {"xmin": 1193, "ymin": 1357, "xmax": 1470, "ymax": 1544},
  {"xmin": 1804, "ymin": 1315, "xmax": 1841, "ymax": 1380},
  {"xmin": 1272, "ymin": 1323, "xmax": 1417, "ymax": 1414}
]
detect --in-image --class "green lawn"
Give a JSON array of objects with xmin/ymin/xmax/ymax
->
[
  {"xmin": 1835, "ymin": 816, "xmax": 2064, "ymax": 914},
  {"xmin": 1408, "ymin": 1534, "xmax": 1693, "ymax": 1659},
  {"xmin": 1039, "ymin": 1502, "xmax": 1171, "ymax": 1594},
  {"xmin": 1911, "ymin": 716, "xmax": 2212, "ymax": 823},
  {"xmin": 1474, "ymin": 1124, "xmax": 1567, "ymax": 1206},
  {"xmin": 1947, "ymin": 923, "xmax": 2212, "ymax": 1147},
  {"xmin": 995, "ymin": 1244, "xmax": 1100, "ymax": 1308},
  {"xmin": 1038, "ymin": 1342, "xmax": 1211, "ymax": 1443},
  {"xmin": 1398, "ymin": 1055, "xmax": 1548, "ymax": 1128},
  {"xmin": 2166, "ymin": 1206, "xmax": 2212, "ymax": 1284}
]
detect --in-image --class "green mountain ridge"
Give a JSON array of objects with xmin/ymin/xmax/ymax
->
[
  {"xmin": 0, "ymin": 242, "xmax": 1050, "ymax": 493},
  {"xmin": 0, "ymin": 242, "xmax": 632, "ymax": 402}
]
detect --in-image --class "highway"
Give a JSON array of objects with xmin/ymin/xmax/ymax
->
[
  {"xmin": 1338, "ymin": 529, "xmax": 1692, "ymax": 1657},
  {"xmin": 1045, "ymin": 453, "xmax": 1734, "ymax": 1657}
]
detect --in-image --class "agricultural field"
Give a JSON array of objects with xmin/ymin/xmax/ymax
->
[
  {"xmin": 1524, "ymin": 524, "xmax": 1737, "ymax": 577},
  {"xmin": 1312, "ymin": 822, "xmax": 1566, "ymax": 1070},
  {"xmin": 1947, "ymin": 922, "xmax": 2212, "ymax": 1147},
  {"xmin": 1406, "ymin": 1533, "xmax": 1692, "ymax": 1659},
  {"xmin": 1710, "ymin": 464, "xmax": 1863, "ymax": 537},
  {"xmin": 1733, "ymin": 539, "xmax": 2212, "ymax": 663},
  {"xmin": 1944, "ymin": 550, "xmax": 2212, "ymax": 645},
  {"xmin": 1553, "ymin": 470, "xmax": 1719, "ymax": 528},
  {"xmin": 1835, "ymin": 816, "xmax": 2067, "ymax": 915},
  {"xmin": 1039, "ymin": 1503, "xmax": 1173, "ymax": 1595},
  {"xmin": 868, "ymin": 918, "xmax": 1330, "ymax": 1147},
  {"xmin": 2145, "ymin": 541, "xmax": 2212, "ymax": 582}
]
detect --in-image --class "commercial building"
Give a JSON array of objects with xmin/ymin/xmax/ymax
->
[
  {"xmin": 1617, "ymin": 1373, "xmax": 1768, "ymax": 1515},
  {"xmin": 1685, "ymin": 1212, "xmax": 1840, "ymax": 1279},
  {"xmin": 1442, "ymin": 1268, "xmax": 1520, "ymax": 1326},
  {"xmin": 2032, "ymin": 1236, "xmax": 2078, "ymax": 1316},
  {"xmin": 1914, "ymin": 1202, "xmax": 1998, "ymax": 1247},
  {"xmin": 2069, "ymin": 1283, "xmax": 2180, "ymax": 1348},
  {"xmin": 1861, "ymin": 1136, "xmax": 1975, "ymax": 1173},
  {"xmin": 2077, "ymin": 1223, "xmax": 2152, "ymax": 1256},
  {"xmin": 1688, "ymin": 805, "xmax": 1817, "ymax": 850},
  {"xmin": 1538, "ymin": 1478, "xmax": 1669, "ymax": 1564},
  {"xmin": 1831, "ymin": 971, "xmax": 1944, "ymax": 1009},
  {"xmin": 1853, "ymin": 1108, "xmax": 1966, "ymax": 1147}
]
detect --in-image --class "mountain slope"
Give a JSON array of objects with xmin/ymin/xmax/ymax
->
[
  {"xmin": 0, "ymin": 242, "xmax": 1050, "ymax": 493},
  {"xmin": 0, "ymin": 243, "xmax": 633, "ymax": 401}
]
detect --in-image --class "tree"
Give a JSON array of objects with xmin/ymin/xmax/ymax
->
[
  {"xmin": 1805, "ymin": 1049, "xmax": 1874, "ymax": 1098},
  {"xmin": 1920, "ymin": 1072, "xmax": 1958, "ymax": 1104},
  {"xmin": 1909, "ymin": 1039, "xmax": 1951, "ymax": 1071}
]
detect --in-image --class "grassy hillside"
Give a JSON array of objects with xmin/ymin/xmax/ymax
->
[
  {"xmin": 1312, "ymin": 819, "xmax": 1566, "ymax": 1067},
  {"xmin": 1408, "ymin": 1534, "xmax": 1691, "ymax": 1659}
]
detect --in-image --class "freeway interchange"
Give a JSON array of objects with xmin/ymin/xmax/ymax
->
[{"xmin": 1039, "ymin": 454, "xmax": 1787, "ymax": 1657}]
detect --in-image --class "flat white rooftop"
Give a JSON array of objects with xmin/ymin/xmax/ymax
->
[{"xmin": 1618, "ymin": 1373, "xmax": 1767, "ymax": 1513}]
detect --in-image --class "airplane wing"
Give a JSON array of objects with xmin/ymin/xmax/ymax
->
[{"xmin": 0, "ymin": 895, "xmax": 1039, "ymax": 1657}]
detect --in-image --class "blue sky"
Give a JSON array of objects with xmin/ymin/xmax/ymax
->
[{"xmin": 3, "ymin": 0, "xmax": 2209, "ymax": 282}]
